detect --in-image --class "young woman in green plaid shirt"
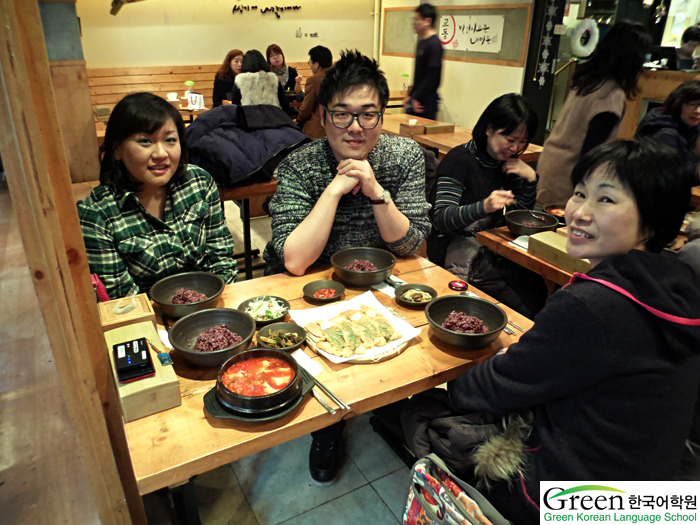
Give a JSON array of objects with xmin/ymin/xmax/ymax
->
[{"xmin": 78, "ymin": 93, "xmax": 237, "ymax": 299}]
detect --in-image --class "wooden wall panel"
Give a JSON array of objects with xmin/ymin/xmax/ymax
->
[{"xmin": 50, "ymin": 60, "xmax": 101, "ymax": 182}]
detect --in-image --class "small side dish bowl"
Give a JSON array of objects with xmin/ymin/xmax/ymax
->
[
  {"xmin": 544, "ymin": 204, "xmax": 567, "ymax": 226},
  {"xmin": 330, "ymin": 247, "xmax": 396, "ymax": 286},
  {"xmin": 169, "ymin": 308, "xmax": 256, "ymax": 367},
  {"xmin": 149, "ymin": 271, "xmax": 225, "ymax": 319},
  {"xmin": 504, "ymin": 210, "xmax": 559, "ymax": 237},
  {"xmin": 257, "ymin": 322, "xmax": 307, "ymax": 352},
  {"xmin": 216, "ymin": 348, "xmax": 302, "ymax": 414},
  {"xmin": 425, "ymin": 295, "xmax": 507, "ymax": 349},
  {"xmin": 302, "ymin": 280, "xmax": 345, "ymax": 303},
  {"xmin": 237, "ymin": 296, "xmax": 290, "ymax": 327},
  {"xmin": 394, "ymin": 283, "xmax": 438, "ymax": 308}
]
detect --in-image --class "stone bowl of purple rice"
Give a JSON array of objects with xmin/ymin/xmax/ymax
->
[
  {"xmin": 425, "ymin": 295, "xmax": 507, "ymax": 349},
  {"xmin": 504, "ymin": 210, "xmax": 559, "ymax": 237},
  {"xmin": 330, "ymin": 247, "xmax": 396, "ymax": 287},
  {"xmin": 149, "ymin": 271, "xmax": 225, "ymax": 319},
  {"xmin": 169, "ymin": 308, "xmax": 256, "ymax": 367}
]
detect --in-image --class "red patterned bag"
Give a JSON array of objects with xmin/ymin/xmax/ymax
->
[{"xmin": 403, "ymin": 454, "xmax": 511, "ymax": 525}]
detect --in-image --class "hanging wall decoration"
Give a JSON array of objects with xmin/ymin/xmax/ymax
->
[
  {"xmin": 534, "ymin": 0, "xmax": 558, "ymax": 88},
  {"xmin": 571, "ymin": 18, "xmax": 599, "ymax": 57}
]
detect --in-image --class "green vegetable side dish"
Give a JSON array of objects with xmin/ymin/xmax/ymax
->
[
  {"xmin": 259, "ymin": 330, "xmax": 303, "ymax": 348},
  {"xmin": 245, "ymin": 297, "xmax": 287, "ymax": 321}
]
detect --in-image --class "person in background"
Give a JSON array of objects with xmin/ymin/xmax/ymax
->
[
  {"xmin": 404, "ymin": 2, "xmax": 443, "ymax": 120},
  {"xmin": 536, "ymin": 21, "xmax": 651, "ymax": 206},
  {"xmin": 679, "ymin": 212, "xmax": 700, "ymax": 275},
  {"xmin": 636, "ymin": 80, "xmax": 700, "ymax": 183},
  {"xmin": 677, "ymin": 25, "xmax": 700, "ymax": 70},
  {"xmin": 212, "ymin": 49, "xmax": 243, "ymax": 107},
  {"xmin": 404, "ymin": 138, "xmax": 700, "ymax": 524},
  {"xmin": 264, "ymin": 50, "xmax": 431, "ymax": 483},
  {"xmin": 429, "ymin": 93, "xmax": 547, "ymax": 318},
  {"xmin": 78, "ymin": 92, "xmax": 237, "ymax": 299},
  {"xmin": 296, "ymin": 45, "xmax": 333, "ymax": 139},
  {"xmin": 230, "ymin": 49, "xmax": 289, "ymax": 113},
  {"xmin": 266, "ymin": 44, "xmax": 302, "ymax": 94}
]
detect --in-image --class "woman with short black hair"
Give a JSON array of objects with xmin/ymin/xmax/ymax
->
[
  {"xmin": 429, "ymin": 93, "xmax": 547, "ymax": 318},
  {"xmin": 78, "ymin": 92, "xmax": 237, "ymax": 299},
  {"xmin": 406, "ymin": 138, "xmax": 700, "ymax": 524}
]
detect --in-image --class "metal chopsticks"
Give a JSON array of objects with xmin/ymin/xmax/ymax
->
[
  {"xmin": 508, "ymin": 320, "xmax": 525, "ymax": 332},
  {"xmin": 311, "ymin": 390, "xmax": 336, "ymax": 414},
  {"xmin": 301, "ymin": 367, "xmax": 351, "ymax": 411}
]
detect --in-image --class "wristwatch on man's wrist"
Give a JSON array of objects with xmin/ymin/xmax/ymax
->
[{"xmin": 370, "ymin": 189, "xmax": 392, "ymax": 205}]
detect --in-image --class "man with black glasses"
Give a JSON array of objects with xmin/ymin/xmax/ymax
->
[{"xmin": 263, "ymin": 50, "xmax": 431, "ymax": 483}]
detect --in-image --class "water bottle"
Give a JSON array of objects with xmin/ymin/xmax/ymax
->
[
  {"xmin": 401, "ymin": 74, "xmax": 409, "ymax": 93},
  {"xmin": 184, "ymin": 80, "xmax": 194, "ymax": 98}
]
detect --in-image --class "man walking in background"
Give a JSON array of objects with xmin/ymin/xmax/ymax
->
[
  {"xmin": 405, "ymin": 3, "xmax": 443, "ymax": 120},
  {"xmin": 297, "ymin": 45, "xmax": 333, "ymax": 138}
]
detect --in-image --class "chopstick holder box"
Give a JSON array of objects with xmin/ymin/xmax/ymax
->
[
  {"xmin": 528, "ymin": 230, "xmax": 592, "ymax": 274},
  {"xmin": 424, "ymin": 122, "xmax": 455, "ymax": 134},
  {"xmin": 104, "ymin": 321, "xmax": 181, "ymax": 422},
  {"xmin": 399, "ymin": 122, "xmax": 426, "ymax": 137},
  {"xmin": 98, "ymin": 293, "xmax": 156, "ymax": 331}
]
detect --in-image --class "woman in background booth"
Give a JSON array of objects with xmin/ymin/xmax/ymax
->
[
  {"xmin": 78, "ymin": 92, "xmax": 237, "ymax": 299},
  {"xmin": 230, "ymin": 49, "xmax": 289, "ymax": 112},
  {"xmin": 404, "ymin": 138, "xmax": 700, "ymax": 523},
  {"xmin": 536, "ymin": 20, "xmax": 651, "ymax": 206},
  {"xmin": 428, "ymin": 93, "xmax": 547, "ymax": 318},
  {"xmin": 212, "ymin": 49, "xmax": 243, "ymax": 107},
  {"xmin": 636, "ymin": 80, "xmax": 700, "ymax": 183},
  {"xmin": 266, "ymin": 44, "xmax": 302, "ymax": 94}
]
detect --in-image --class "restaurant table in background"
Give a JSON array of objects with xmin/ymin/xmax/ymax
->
[
  {"xmin": 692, "ymin": 186, "xmax": 700, "ymax": 210},
  {"xmin": 381, "ymin": 114, "xmax": 543, "ymax": 163},
  {"xmin": 476, "ymin": 226, "xmax": 574, "ymax": 293},
  {"xmin": 124, "ymin": 256, "xmax": 532, "ymax": 503}
]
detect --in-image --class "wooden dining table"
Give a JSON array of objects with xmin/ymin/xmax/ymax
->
[
  {"xmin": 381, "ymin": 113, "xmax": 543, "ymax": 163},
  {"xmin": 123, "ymin": 256, "xmax": 533, "ymax": 501},
  {"xmin": 476, "ymin": 226, "xmax": 574, "ymax": 293}
]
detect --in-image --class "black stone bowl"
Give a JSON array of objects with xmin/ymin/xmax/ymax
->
[
  {"xmin": 504, "ymin": 210, "xmax": 559, "ymax": 237},
  {"xmin": 330, "ymin": 247, "xmax": 396, "ymax": 286},
  {"xmin": 237, "ymin": 296, "xmax": 291, "ymax": 327},
  {"xmin": 394, "ymin": 283, "xmax": 438, "ymax": 308},
  {"xmin": 425, "ymin": 295, "xmax": 507, "ymax": 349},
  {"xmin": 169, "ymin": 308, "xmax": 256, "ymax": 367},
  {"xmin": 256, "ymin": 322, "xmax": 307, "ymax": 352},
  {"xmin": 149, "ymin": 271, "xmax": 225, "ymax": 319},
  {"xmin": 216, "ymin": 348, "xmax": 303, "ymax": 414},
  {"xmin": 302, "ymin": 280, "xmax": 345, "ymax": 303}
]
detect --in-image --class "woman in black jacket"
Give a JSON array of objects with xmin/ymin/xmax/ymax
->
[{"xmin": 212, "ymin": 49, "xmax": 243, "ymax": 107}]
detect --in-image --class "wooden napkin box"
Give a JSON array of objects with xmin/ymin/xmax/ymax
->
[
  {"xmin": 98, "ymin": 293, "xmax": 156, "ymax": 331},
  {"xmin": 528, "ymin": 230, "xmax": 592, "ymax": 274},
  {"xmin": 104, "ymin": 321, "xmax": 181, "ymax": 422},
  {"xmin": 399, "ymin": 122, "xmax": 426, "ymax": 137},
  {"xmin": 424, "ymin": 122, "xmax": 455, "ymax": 134}
]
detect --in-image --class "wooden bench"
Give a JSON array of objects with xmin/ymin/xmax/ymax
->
[{"xmin": 87, "ymin": 61, "xmax": 313, "ymax": 122}]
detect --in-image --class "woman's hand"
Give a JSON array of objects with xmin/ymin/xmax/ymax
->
[
  {"xmin": 503, "ymin": 158, "xmax": 537, "ymax": 182},
  {"xmin": 484, "ymin": 189, "xmax": 515, "ymax": 213}
]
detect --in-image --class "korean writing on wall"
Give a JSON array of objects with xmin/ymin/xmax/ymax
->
[{"xmin": 439, "ymin": 15, "xmax": 505, "ymax": 53}]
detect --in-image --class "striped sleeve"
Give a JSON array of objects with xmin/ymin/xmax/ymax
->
[{"xmin": 432, "ymin": 176, "xmax": 487, "ymax": 234}]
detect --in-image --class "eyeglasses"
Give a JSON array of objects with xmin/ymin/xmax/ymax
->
[
  {"xmin": 685, "ymin": 101, "xmax": 700, "ymax": 110},
  {"xmin": 324, "ymin": 109, "xmax": 383, "ymax": 129}
]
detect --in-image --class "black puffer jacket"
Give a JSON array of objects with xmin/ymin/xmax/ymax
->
[{"xmin": 186, "ymin": 104, "xmax": 309, "ymax": 187}]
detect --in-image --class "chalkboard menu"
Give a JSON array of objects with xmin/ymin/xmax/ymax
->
[{"xmin": 383, "ymin": 5, "xmax": 532, "ymax": 67}]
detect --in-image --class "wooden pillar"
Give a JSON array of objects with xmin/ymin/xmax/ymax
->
[{"xmin": 0, "ymin": 1, "xmax": 146, "ymax": 523}]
